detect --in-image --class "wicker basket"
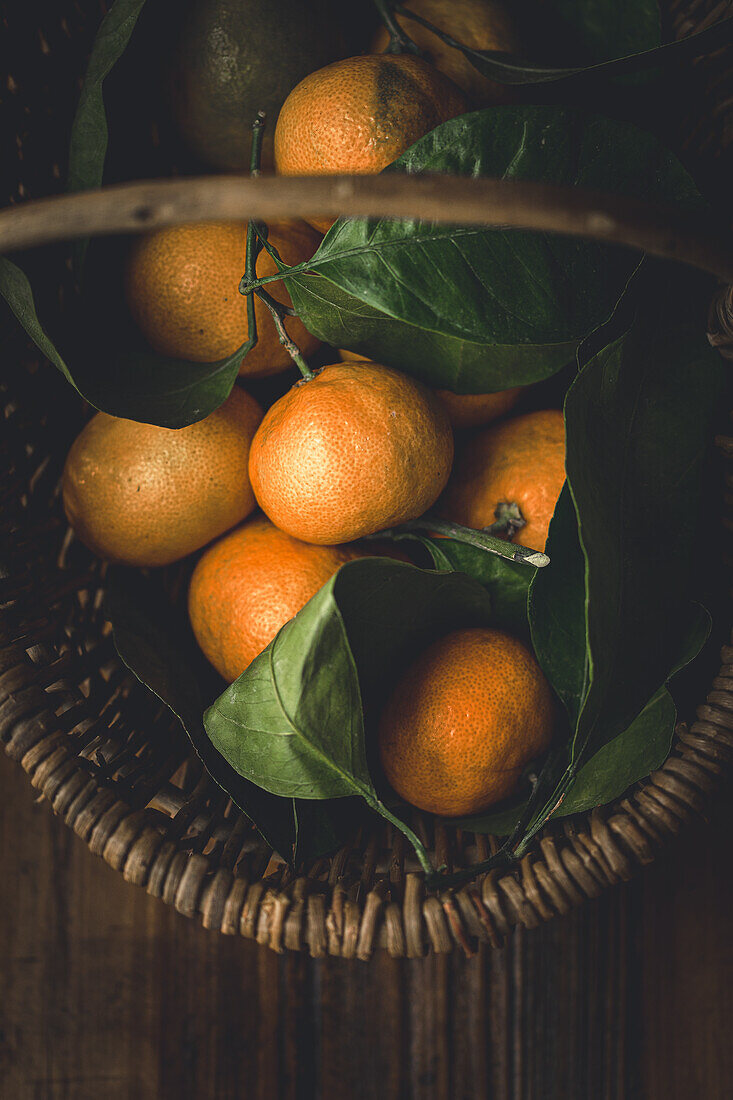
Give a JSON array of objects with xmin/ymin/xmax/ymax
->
[{"xmin": 2, "ymin": 0, "xmax": 733, "ymax": 959}]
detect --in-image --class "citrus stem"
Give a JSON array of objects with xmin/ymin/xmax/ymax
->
[
  {"xmin": 373, "ymin": 0, "xmax": 422, "ymax": 54},
  {"xmin": 240, "ymin": 114, "xmax": 268, "ymax": 360},
  {"xmin": 250, "ymin": 220, "xmax": 288, "ymax": 273},
  {"xmin": 256, "ymin": 288, "xmax": 315, "ymax": 380},
  {"xmin": 365, "ymin": 515, "xmax": 550, "ymax": 568},
  {"xmin": 392, "ymin": 3, "xmax": 477, "ymax": 58},
  {"xmin": 249, "ymin": 110, "xmax": 266, "ymax": 178},
  {"xmin": 239, "ymin": 114, "xmax": 314, "ymax": 382},
  {"xmin": 366, "ymin": 795, "xmax": 436, "ymax": 877}
]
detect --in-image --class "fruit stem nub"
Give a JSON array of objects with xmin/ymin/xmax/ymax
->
[{"xmin": 485, "ymin": 501, "xmax": 526, "ymax": 542}]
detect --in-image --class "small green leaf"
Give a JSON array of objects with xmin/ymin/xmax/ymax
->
[
  {"xmin": 0, "ymin": 259, "xmax": 76, "ymax": 390},
  {"xmin": 287, "ymin": 108, "xmax": 702, "ymax": 393},
  {"xmin": 204, "ymin": 558, "xmax": 494, "ymax": 873},
  {"xmin": 67, "ymin": 0, "xmax": 147, "ymax": 193},
  {"xmin": 557, "ymin": 688, "xmax": 672, "ymax": 817}
]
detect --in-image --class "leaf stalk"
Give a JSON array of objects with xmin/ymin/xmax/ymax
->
[
  {"xmin": 373, "ymin": 0, "xmax": 422, "ymax": 55},
  {"xmin": 366, "ymin": 514, "xmax": 549, "ymax": 568}
]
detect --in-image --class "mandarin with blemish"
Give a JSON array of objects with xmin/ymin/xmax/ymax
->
[{"xmin": 274, "ymin": 53, "xmax": 467, "ymax": 233}]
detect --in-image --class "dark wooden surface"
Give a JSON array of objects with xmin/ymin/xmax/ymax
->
[{"xmin": 1, "ymin": 749, "xmax": 731, "ymax": 1100}]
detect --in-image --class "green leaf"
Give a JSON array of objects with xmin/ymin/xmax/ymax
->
[
  {"xmin": 0, "ymin": 251, "xmax": 245, "ymax": 429},
  {"xmin": 103, "ymin": 567, "xmax": 354, "ymax": 862},
  {"xmin": 287, "ymin": 107, "xmax": 701, "ymax": 393},
  {"xmin": 528, "ymin": 483, "xmax": 587, "ymax": 728},
  {"xmin": 564, "ymin": 320, "xmax": 721, "ymax": 766},
  {"xmin": 67, "ymin": 0, "xmax": 148, "ymax": 272},
  {"xmin": 519, "ymin": 291, "xmax": 723, "ymax": 846},
  {"xmin": 0, "ymin": 259, "xmax": 77, "ymax": 390},
  {"xmin": 409, "ymin": 536, "xmax": 534, "ymax": 638},
  {"xmin": 67, "ymin": 0, "xmax": 147, "ymax": 193},
  {"xmin": 204, "ymin": 558, "xmax": 494, "ymax": 873},
  {"xmin": 557, "ymin": 683, "xmax": 687, "ymax": 817},
  {"xmin": 67, "ymin": 331, "xmax": 247, "ymax": 429}
]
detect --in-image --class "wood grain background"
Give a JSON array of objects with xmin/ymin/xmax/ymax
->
[{"xmin": 1, "ymin": 748, "xmax": 731, "ymax": 1100}]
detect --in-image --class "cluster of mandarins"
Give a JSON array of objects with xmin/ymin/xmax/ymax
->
[{"xmin": 61, "ymin": 0, "xmax": 563, "ymax": 818}]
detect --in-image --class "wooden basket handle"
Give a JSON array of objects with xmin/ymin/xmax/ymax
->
[{"xmin": 2, "ymin": 173, "xmax": 733, "ymax": 283}]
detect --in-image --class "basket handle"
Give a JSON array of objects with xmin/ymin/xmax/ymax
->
[{"xmin": 1, "ymin": 173, "xmax": 732, "ymax": 284}]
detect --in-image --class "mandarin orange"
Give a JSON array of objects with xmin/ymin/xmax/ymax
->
[
  {"xmin": 188, "ymin": 516, "xmax": 362, "ymax": 681},
  {"xmin": 62, "ymin": 387, "xmax": 262, "ymax": 567},
  {"xmin": 274, "ymin": 54, "xmax": 467, "ymax": 233},
  {"xmin": 337, "ymin": 351, "xmax": 522, "ymax": 430},
  {"xmin": 378, "ymin": 627, "xmax": 554, "ymax": 816},
  {"xmin": 124, "ymin": 220, "xmax": 321, "ymax": 374},
  {"xmin": 435, "ymin": 387, "xmax": 523, "ymax": 429},
  {"xmin": 248, "ymin": 361, "xmax": 454, "ymax": 544},
  {"xmin": 439, "ymin": 409, "xmax": 565, "ymax": 551}
]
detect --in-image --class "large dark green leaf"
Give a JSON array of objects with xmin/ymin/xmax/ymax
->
[
  {"xmin": 104, "ymin": 567, "xmax": 356, "ymax": 862},
  {"xmin": 392, "ymin": 2, "xmax": 732, "ymax": 86},
  {"xmin": 518, "ymin": 297, "xmax": 723, "ymax": 846},
  {"xmin": 563, "ymin": 320, "xmax": 719, "ymax": 766},
  {"xmin": 286, "ymin": 108, "xmax": 701, "ymax": 392},
  {"xmin": 549, "ymin": 0, "xmax": 660, "ymax": 62},
  {"xmin": 528, "ymin": 483, "xmax": 587, "ymax": 728},
  {"xmin": 204, "ymin": 557, "xmax": 494, "ymax": 873}
]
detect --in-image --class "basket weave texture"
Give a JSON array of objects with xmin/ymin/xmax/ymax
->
[{"xmin": 2, "ymin": 0, "xmax": 733, "ymax": 958}]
